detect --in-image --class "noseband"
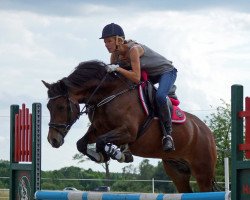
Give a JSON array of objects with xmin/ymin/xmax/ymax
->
[{"xmin": 48, "ymin": 94, "xmax": 80, "ymax": 138}]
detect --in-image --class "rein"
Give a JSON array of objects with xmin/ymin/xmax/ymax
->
[
  {"xmin": 80, "ymin": 73, "xmax": 109, "ymax": 115},
  {"xmin": 82, "ymin": 72, "xmax": 137, "ymax": 121},
  {"xmin": 97, "ymin": 87, "xmax": 134, "ymax": 107},
  {"xmin": 87, "ymin": 86, "xmax": 136, "ymax": 122}
]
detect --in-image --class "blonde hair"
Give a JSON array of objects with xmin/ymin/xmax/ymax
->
[{"xmin": 115, "ymin": 36, "xmax": 125, "ymax": 45}]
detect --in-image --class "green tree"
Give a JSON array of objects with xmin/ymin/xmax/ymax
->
[
  {"xmin": 0, "ymin": 160, "xmax": 10, "ymax": 188},
  {"xmin": 204, "ymin": 100, "xmax": 231, "ymax": 185},
  {"xmin": 112, "ymin": 164, "xmax": 140, "ymax": 192},
  {"xmin": 122, "ymin": 164, "xmax": 137, "ymax": 179},
  {"xmin": 139, "ymin": 159, "xmax": 155, "ymax": 180},
  {"xmin": 153, "ymin": 161, "xmax": 176, "ymax": 193}
]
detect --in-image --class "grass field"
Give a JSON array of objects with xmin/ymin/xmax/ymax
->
[{"xmin": 0, "ymin": 190, "xmax": 9, "ymax": 199}]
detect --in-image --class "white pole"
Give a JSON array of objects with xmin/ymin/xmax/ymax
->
[
  {"xmin": 224, "ymin": 157, "xmax": 230, "ymax": 192},
  {"xmin": 152, "ymin": 178, "xmax": 154, "ymax": 193}
]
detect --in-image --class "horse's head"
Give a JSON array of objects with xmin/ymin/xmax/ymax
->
[
  {"xmin": 42, "ymin": 60, "xmax": 121, "ymax": 148},
  {"xmin": 42, "ymin": 80, "xmax": 80, "ymax": 148}
]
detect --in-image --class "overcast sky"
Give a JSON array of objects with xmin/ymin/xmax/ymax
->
[{"xmin": 1, "ymin": 1, "xmax": 250, "ymax": 173}]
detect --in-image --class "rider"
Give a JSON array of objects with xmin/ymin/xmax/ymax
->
[{"xmin": 100, "ymin": 23, "xmax": 177, "ymax": 152}]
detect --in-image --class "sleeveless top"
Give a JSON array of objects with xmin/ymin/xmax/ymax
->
[{"xmin": 113, "ymin": 40, "xmax": 174, "ymax": 77}]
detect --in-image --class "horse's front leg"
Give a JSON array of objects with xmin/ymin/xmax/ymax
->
[
  {"xmin": 76, "ymin": 125, "xmax": 110, "ymax": 163},
  {"xmin": 76, "ymin": 133, "xmax": 89, "ymax": 155},
  {"xmin": 96, "ymin": 127, "xmax": 134, "ymax": 163}
]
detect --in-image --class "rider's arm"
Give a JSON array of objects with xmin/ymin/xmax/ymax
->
[{"xmin": 116, "ymin": 46, "xmax": 144, "ymax": 84}]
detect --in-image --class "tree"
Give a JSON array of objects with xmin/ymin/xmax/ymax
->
[
  {"xmin": 0, "ymin": 160, "xmax": 10, "ymax": 188},
  {"xmin": 153, "ymin": 161, "xmax": 176, "ymax": 193},
  {"xmin": 122, "ymin": 164, "xmax": 137, "ymax": 179},
  {"xmin": 204, "ymin": 99, "xmax": 231, "ymax": 184},
  {"xmin": 139, "ymin": 159, "xmax": 155, "ymax": 180}
]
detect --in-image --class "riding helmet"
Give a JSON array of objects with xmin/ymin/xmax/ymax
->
[{"xmin": 100, "ymin": 23, "xmax": 125, "ymax": 39}]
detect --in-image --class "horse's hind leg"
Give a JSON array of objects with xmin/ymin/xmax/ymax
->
[
  {"xmin": 162, "ymin": 159, "xmax": 193, "ymax": 193},
  {"xmin": 190, "ymin": 139, "xmax": 217, "ymax": 191},
  {"xmin": 191, "ymin": 161, "xmax": 215, "ymax": 191}
]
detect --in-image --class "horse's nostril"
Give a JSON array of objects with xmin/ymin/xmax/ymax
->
[{"xmin": 52, "ymin": 139, "xmax": 60, "ymax": 148}]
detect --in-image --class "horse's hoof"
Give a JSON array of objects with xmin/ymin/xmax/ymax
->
[{"xmin": 124, "ymin": 153, "xmax": 134, "ymax": 163}]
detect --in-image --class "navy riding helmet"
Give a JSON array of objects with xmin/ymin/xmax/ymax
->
[{"xmin": 100, "ymin": 23, "xmax": 125, "ymax": 39}]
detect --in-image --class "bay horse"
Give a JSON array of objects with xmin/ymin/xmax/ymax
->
[{"xmin": 42, "ymin": 60, "xmax": 217, "ymax": 193}]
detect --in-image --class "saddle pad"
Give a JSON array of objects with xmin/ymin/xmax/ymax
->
[
  {"xmin": 138, "ymin": 85, "xmax": 186, "ymax": 124},
  {"xmin": 138, "ymin": 84, "xmax": 150, "ymax": 115},
  {"xmin": 171, "ymin": 105, "xmax": 186, "ymax": 123}
]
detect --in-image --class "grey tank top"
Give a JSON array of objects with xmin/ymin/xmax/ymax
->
[{"xmin": 127, "ymin": 40, "xmax": 174, "ymax": 77}]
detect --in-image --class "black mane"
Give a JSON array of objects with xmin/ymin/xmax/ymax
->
[
  {"xmin": 65, "ymin": 60, "xmax": 110, "ymax": 87},
  {"xmin": 47, "ymin": 60, "xmax": 115, "ymax": 98}
]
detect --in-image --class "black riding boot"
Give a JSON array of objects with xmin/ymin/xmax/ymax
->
[{"xmin": 159, "ymin": 103, "xmax": 175, "ymax": 152}]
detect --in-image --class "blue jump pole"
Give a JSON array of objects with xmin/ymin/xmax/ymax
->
[{"xmin": 34, "ymin": 191, "xmax": 231, "ymax": 200}]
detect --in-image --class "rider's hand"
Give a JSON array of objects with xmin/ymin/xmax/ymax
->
[{"xmin": 106, "ymin": 64, "xmax": 119, "ymax": 73}]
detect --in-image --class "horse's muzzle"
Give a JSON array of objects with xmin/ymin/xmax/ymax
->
[{"xmin": 47, "ymin": 133, "xmax": 64, "ymax": 148}]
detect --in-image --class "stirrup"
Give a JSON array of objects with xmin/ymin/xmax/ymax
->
[{"xmin": 162, "ymin": 135, "xmax": 175, "ymax": 152}]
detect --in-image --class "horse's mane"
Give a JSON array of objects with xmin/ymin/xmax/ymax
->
[
  {"xmin": 47, "ymin": 60, "xmax": 115, "ymax": 98},
  {"xmin": 65, "ymin": 60, "xmax": 111, "ymax": 87}
]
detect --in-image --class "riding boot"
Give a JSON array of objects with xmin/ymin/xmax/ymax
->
[{"xmin": 158, "ymin": 103, "xmax": 175, "ymax": 152}]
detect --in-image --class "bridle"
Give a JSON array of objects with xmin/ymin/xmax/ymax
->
[
  {"xmin": 80, "ymin": 72, "xmax": 137, "ymax": 122},
  {"xmin": 48, "ymin": 73, "xmax": 110, "ymax": 138},
  {"xmin": 48, "ymin": 94, "xmax": 80, "ymax": 138}
]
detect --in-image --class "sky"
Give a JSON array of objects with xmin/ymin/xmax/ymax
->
[{"xmin": 1, "ymin": 0, "xmax": 250, "ymax": 173}]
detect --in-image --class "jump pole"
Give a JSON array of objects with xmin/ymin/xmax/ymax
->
[
  {"xmin": 10, "ymin": 103, "xmax": 42, "ymax": 200},
  {"xmin": 34, "ymin": 191, "xmax": 229, "ymax": 200},
  {"xmin": 231, "ymin": 84, "xmax": 250, "ymax": 200}
]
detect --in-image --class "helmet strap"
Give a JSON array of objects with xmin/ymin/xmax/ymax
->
[{"xmin": 115, "ymin": 36, "xmax": 119, "ymax": 51}]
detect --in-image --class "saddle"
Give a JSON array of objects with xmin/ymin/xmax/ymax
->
[{"xmin": 138, "ymin": 71, "xmax": 186, "ymax": 124}]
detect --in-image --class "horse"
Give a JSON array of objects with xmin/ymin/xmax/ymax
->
[{"xmin": 42, "ymin": 60, "xmax": 217, "ymax": 193}]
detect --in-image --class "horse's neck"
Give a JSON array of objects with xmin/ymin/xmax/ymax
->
[
  {"xmin": 70, "ymin": 79, "xmax": 125, "ymax": 105},
  {"xmin": 91, "ymin": 80, "xmax": 126, "ymax": 104}
]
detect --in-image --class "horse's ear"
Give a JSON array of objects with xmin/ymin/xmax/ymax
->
[{"xmin": 42, "ymin": 80, "xmax": 51, "ymax": 89}]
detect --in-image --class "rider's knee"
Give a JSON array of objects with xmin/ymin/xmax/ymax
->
[{"xmin": 155, "ymin": 93, "xmax": 166, "ymax": 105}]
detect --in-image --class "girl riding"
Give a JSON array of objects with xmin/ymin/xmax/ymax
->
[{"xmin": 100, "ymin": 23, "xmax": 177, "ymax": 152}]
